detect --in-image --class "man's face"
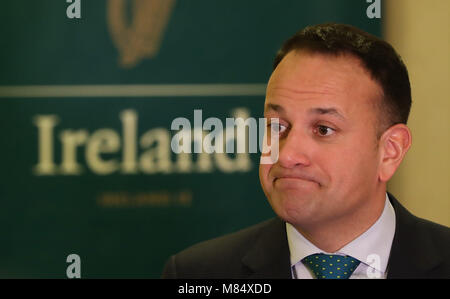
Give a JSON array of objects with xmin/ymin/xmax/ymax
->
[{"xmin": 260, "ymin": 51, "xmax": 384, "ymax": 229}]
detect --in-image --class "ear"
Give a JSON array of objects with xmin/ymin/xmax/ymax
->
[{"xmin": 378, "ymin": 124, "xmax": 412, "ymax": 182}]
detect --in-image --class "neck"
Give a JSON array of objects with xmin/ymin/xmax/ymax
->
[{"xmin": 293, "ymin": 189, "xmax": 387, "ymax": 253}]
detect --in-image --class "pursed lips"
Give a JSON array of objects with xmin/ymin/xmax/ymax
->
[{"xmin": 272, "ymin": 173, "xmax": 320, "ymax": 186}]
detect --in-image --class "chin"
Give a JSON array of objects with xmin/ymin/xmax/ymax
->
[{"xmin": 269, "ymin": 192, "xmax": 318, "ymax": 224}]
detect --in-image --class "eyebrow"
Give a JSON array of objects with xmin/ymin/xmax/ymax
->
[
  {"xmin": 308, "ymin": 107, "xmax": 346, "ymax": 120},
  {"xmin": 265, "ymin": 104, "xmax": 346, "ymax": 120},
  {"xmin": 265, "ymin": 103, "xmax": 285, "ymax": 113}
]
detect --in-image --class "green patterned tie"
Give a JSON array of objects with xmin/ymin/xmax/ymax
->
[{"xmin": 302, "ymin": 254, "xmax": 360, "ymax": 279}]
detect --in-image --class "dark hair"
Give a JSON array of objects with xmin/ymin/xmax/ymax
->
[{"xmin": 273, "ymin": 23, "xmax": 411, "ymax": 134}]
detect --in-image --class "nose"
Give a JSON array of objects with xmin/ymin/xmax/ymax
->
[{"xmin": 277, "ymin": 127, "xmax": 311, "ymax": 169}]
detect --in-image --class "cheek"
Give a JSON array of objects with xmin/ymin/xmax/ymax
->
[
  {"xmin": 322, "ymin": 140, "xmax": 379, "ymax": 188},
  {"xmin": 259, "ymin": 164, "xmax": 272, "ymax": 192}
]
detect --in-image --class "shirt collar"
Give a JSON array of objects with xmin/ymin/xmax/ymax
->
[{"xmin": 286, "ymin": 193, "xmax": 396, "ymax": 273}]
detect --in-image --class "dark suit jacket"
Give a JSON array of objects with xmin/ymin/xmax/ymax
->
[{"xmin": 161, "ymin": 193, "xmax": 450, "ymax": 279}]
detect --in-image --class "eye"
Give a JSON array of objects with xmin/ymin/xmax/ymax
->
[
  {"xmin": 269, "ymin": 122, "xmax": 288, "ymax": 134},
  {"xmin": 314, "ymin": 125, "xmax": 335, "ymax": 136}
]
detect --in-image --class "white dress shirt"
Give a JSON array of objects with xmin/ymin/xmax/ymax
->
[{"xmin": 287, "ymin": 193, "xmax": 396, "ymax": 279}]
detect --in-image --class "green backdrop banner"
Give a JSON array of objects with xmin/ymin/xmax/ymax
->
[{"xmin": 0, "ymin": 0, "xmax": 381, "ymax": 278}]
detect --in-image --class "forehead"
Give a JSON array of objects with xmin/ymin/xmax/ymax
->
[{"xmin": 265, "ymin": 51, "xmax": 382, "ymax": 116}]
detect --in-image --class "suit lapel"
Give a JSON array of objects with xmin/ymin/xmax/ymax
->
[
  {"xmin": 241, "ymin": 217, "xmax": 292, "ymax": 279},
  {"xmin": 387, "ymin": 193, "xmax": 443, "ymax": 278}
]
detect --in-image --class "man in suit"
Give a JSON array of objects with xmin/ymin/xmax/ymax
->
[{"xmin": 162, "ymin": 23, "xmax": 450, "ymax": 279}]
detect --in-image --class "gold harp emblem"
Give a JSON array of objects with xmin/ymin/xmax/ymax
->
[{"xmin": 107, "ymin": 0, "xmax": 176, "ymax": 68}]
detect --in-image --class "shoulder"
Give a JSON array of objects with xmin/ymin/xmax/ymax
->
[
  {"xmin": 161, "ymin": 217, "xmax": 283, "ymax": 278},
  {"xmin": 389, "ymin": 193, "xmax": 450, "ymax": 277},
  {"xmin": 410, "ymin": 215, "xmax": 450, "ymax": 255},
  {"xmin": 391, "ymin": 194, "xmax": 450, "ymax": 250},
  {"xmin": 182, "ymin": 218, "xmax": 279, "ymax": 256},
  {"xmin": 405, "ymin": 215, "xmax": 450, "ymax": 277}
]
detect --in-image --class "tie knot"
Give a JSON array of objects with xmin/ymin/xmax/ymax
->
[{"xmin": 302, "ymin": 254, "xmax": 360, "ymax": 279}]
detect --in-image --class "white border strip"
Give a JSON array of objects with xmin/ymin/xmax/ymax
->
[{"xmin": 0, "ymin": 84, "xmax": 267, "ymax": 98}]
